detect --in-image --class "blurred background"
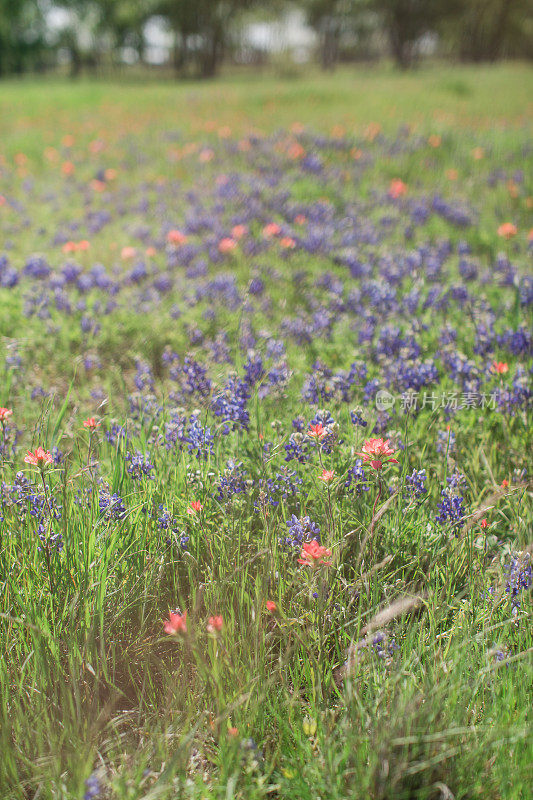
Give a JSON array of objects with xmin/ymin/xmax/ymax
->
[{"xmin": 1, "ymin": 0, "xmax": 532, "ymax": 81}]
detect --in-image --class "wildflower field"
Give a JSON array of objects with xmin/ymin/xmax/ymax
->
[{"xmin": 0, "ymin": 66, "xmax": 532, "ymax": 799}]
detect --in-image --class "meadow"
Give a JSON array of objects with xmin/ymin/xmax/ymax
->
[{"xmin": 0, "ymin": 64, "xmax": 532, "ymax": 799}]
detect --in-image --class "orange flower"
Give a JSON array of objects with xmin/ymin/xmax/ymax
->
[
  {"xmin": 167, "ymin": 229, "xmax": 187, "ymax": 246},
  {"xmin": 24, "ymin": 447, "xmax": 53, "ymax": 467},
  {"xmin": 492, "ymin": 361, "xmax": 508, "ymax": 374},
  {"xmin": 0, "ymin": 407, "xmax": 13, "ymax": 423},
  {"xmin": 480, "ymin": 519, "xmax": 488, "ymax": 529},
  {"xmin": 262, "ymin": 222, "xmax": 281, "ymax": 239},
  {"xmin": 266, "ymin": 600, "xmax": 277, "ymax": 612},
  {"xmin": 280, "ymin": 236, "xmax": 296, "ymax": 249},
  {"xmin": 163, "ymin": 610, "xmax": 187, "ymax": 635},
  {"xmin": 497, "ymin": 223, "xmax": 517, "ymax": 239},
  {"xmin": 294, "ymin": 214, "xmax": 307, "ymax": 226},
  {"xmin": 62, "ymin": 161, "xmax": 75, "ymax": 176},
  {"xmin": 319, "ymin": 469, "xmax": 335, "ymax": 483},
  {"xmin": 388, "ymin": 179, "xmax": 407, "ymax": 199},
  {"xmin": 188, "ymin": 501, "xmax": 203, "ymax": 515},
  {"xmin": 218, "ymin": 237, "xmax": 237, "ymax": 254},
  {"xmin": 121, "ymin": 246, "xmax": 136, "ymax": 260},
  {"xmin": 297, "ymin": 540, "xmax": 332, "ymax": 568},
  {"xmin": 228, "ymin": 726, "xmax": 239, "ymax": 737},
  {"xmin": 231, "ymin": 224, "xmax": 247, "ymax": 240},
  {"xmin": 207, "ymin": 615, "xmax": 223, "ymax": 634},
  {"xmin": 307, "ymin": 423, "xmax": 326, "ymax": 440},
  {"xmin": 83, "ymin": 417, "xmax": 99, "ymax": 430},
  {"xmin": 355, "ymin": 438, "xmax": 399, "ymax": 471},
  {"xmin": 428, "ymin": 135, "xmax": 441, "ymax": 148}
]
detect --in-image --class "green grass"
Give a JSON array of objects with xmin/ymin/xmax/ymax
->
[{"xmin": 0, "ymin": 65, "xmax": 532, "ymax": 800}]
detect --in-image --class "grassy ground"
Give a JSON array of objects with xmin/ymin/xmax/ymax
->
[{"xmin": 0, "ymin": 65, "xmax": 532, "ymax": 799}]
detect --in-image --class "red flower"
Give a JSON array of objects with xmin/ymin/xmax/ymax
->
[
  {"xmin": 83, "ymin": 417, "xmax": 99, "ymax": 430},
  {"xmin": 319, "ymin": 469, "xmax": 335, "ymax": 483},
  {"xmin": 163, "ymin": 610, "xmax": 187, "ymax": 635},
  {"xmin": 228, "ymin": 726, "xmax": 239, "ymax": 737},
  {"xmin": 188, "ymin": 501, "xmax": 203, "ymax": 515},
  {"xmin": 207, "ymin": 615, "xmax": 223, "ymax": 634},
  {"xmin": 24, "ymin": 447, "xmax": 53, "ymax": 467},
  {"xmin": 0, "ymin": 407, "xmax": 13, "ymax": 423},
  {"xmin": 355, "ymin": 438, "xmax": 399, "ymax": 471},
  {"xmin": 492, "ymin": 361, "xmax": 509, "ymax": 374},
  {"xmin": 307, "ymin": 423, "xmax": 326, "ymax": 440},
  {"xmin": 297, "ymin": 539, "xmax": 332, "ymax": 568},
  {"xmin": 480, "ymin": 519, "xmax": 488, "ymax": 529},
  {"xmin": 266, "ymin": 600, "xmax": 277, "ymax": 612}
]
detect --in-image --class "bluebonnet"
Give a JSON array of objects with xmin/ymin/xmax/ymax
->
[
  {"xmin": 214, "ymin": 460, "xmax": 248, "ymax": 503},
  {"xmin": 344, "ymin": 459, "xmax": 369, "ymax": 494},
  {"xmin": 284, "ymin": 433, "xmax": 310, "ymax": 464},
  {"xmin": 350, "ymin": 409, "xmax": 368, "ymax": 428},
  {"xmin": 99, "ymin": 488, "xmax": 127, "ymax": 521},
  {"xmin": 283, "ymin": 515, "xmax": 320, "ymax": 549},
  {"xmin": 435, "ymin": 472, "xmax": 466, "ymax": 534},
  {"xmin": 505, "ymin": 553, "xmax": 532, "ymax": 614},
  {"xmin": 404, "ymin": 469, "xmax": 427, "ymax": 502},
  {"xmin": 126, "ymin": 451, "xmax": 155, "ymax": 480},
  {"xmin": 436, "ymin": 429, "xmax": 456, "ymax": 454},
  {"xmin": 212, "ymin": 376, "xmax": 250, "ymax": 432},
  {"xmin": 84, "ymin": 773, "xmax": 101, "ymax": 800},
  {"xmin": 182, "ymin": 357, "xmax": 212, "ymax": 398}
]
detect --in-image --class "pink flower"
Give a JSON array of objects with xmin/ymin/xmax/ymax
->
[
  {"xmin": 297, "ymin": 539, "xmax": 332, "ymax": 568},
  {"xmin": 218, "ymin": 237, "xmax": 237, "ymax": 254},
  {"xmin": 497, "ymin": 222, "xmax": 517, "ymax": 239},
  {"xmin": 24, "ymin": 447, "xmax": 53, "ymax": 467},
  {"xmin": 355, "ymin": 438, "xmax": 399, "ymax": 471},
  {"xmin": 319, "ymin": 469, "xmax": 335, "ymax": 483},
  {"xmin": 207, "ymin": 615, "xmax": 223, "ymax": 634},
  {"xmin": 0, "ymin": 407, "xmax": 13, "ymax": 423},
  {"xmin": 307, "ymin": 423, "xmax": 326, "ymax": 440},
  {"xmin": 164, "ymin": 610, "xmax": 187, "ymax": 635},
  {"xmin": 83, "ymin": 417, "xmax": 99, "ymax": 430},
  {"xmin": 188, "ymin": 501, "xmax": 203, "ymax": 515},
  {"xmin": 388, "ymin": 178, "xmax": 407, "ymax": 198},
  {"xmin": 167, "ymin": 229, "xmax": 187, "ymax": 246},
  {"xmin": 266, "ymin": 600, "xmax": 277, "ymax": 612}
]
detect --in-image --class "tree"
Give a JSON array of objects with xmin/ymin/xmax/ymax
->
[
  {"xmin": 372, "ymin": 0, "xmax": 459, "ymax": 69},
  {"xmin": 157, "ymin": 0, "xmax": 258, "ymax": 78},
  {"xmin": 0, "ymin": 0, "xmax": 48, "ymax": 76}
]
